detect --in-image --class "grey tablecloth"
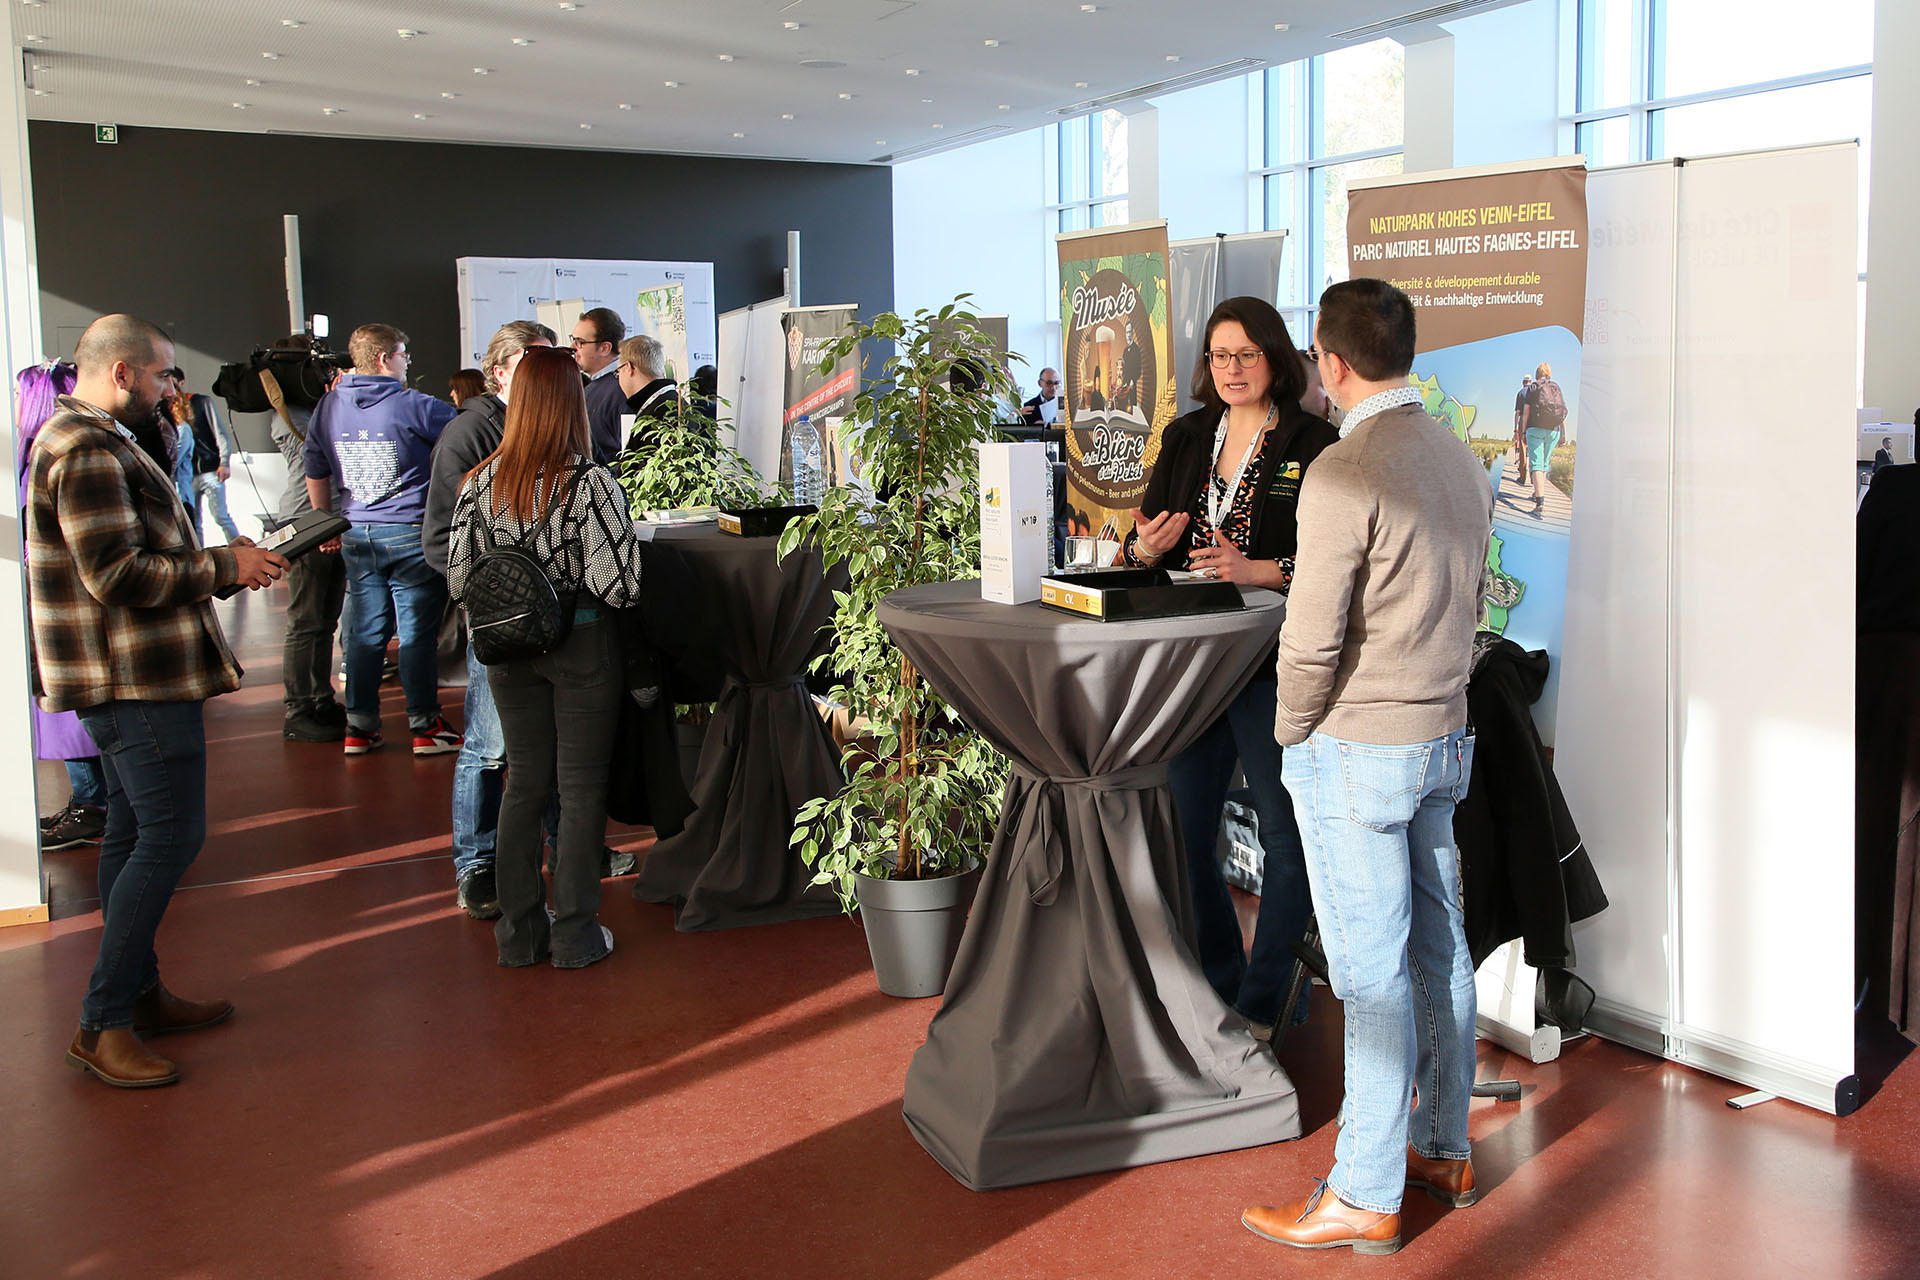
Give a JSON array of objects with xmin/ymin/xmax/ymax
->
[
  {"xmin": 631, "ymin": 524, "xmax": 846, "ymax": 931},
  {"xmin": 878, "ymin": 580, "xmax": 1301, "ymax": 1190}
]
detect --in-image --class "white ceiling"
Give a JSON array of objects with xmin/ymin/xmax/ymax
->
[{"xmin": 14, "ymin": 0, "xmax": 1511, "ymax": 165}]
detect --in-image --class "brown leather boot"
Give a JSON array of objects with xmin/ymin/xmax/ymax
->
[
  {"xmin": 66, "ymin": 1027, "xmax": 179, "ymax": 1088},
  {"xmin": 131, "ymin": 982, "xmax": 234, "ymax": 1036},
  {"xmin": 1242, "ymin": 1182, "xmax": 1402, "ymax": 1255},
  {"xmin": 1406, "ymin": 1144, "xmax": 1479, "ymax": 1207}
]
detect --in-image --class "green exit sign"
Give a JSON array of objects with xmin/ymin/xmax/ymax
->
[{"xmin": 94, "ymin": 124, "xmax": 118, "ymax": 145}]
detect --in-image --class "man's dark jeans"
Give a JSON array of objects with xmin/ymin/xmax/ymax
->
[
  {"xmin": 74, "ymin": 700, "xmax": 208, "ymax": 1030},
  {"xmin": 283, "ymin": 547, "xmax": 346, "ymax": 714}
]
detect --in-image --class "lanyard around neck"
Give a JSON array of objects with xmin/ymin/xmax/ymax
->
[{"xmin": 1208, "ymin": 403, "xmax": 1276, "ymax": 531}]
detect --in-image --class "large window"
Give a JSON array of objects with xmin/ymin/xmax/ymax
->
[
  {"xmin": 1571, "ymin": 0, "xmax": 1873, "ymax": 387},
  {"xmin": 1259, "ymin": 40, "xmax": 1406, "ymax": 346},
  {"xmin": 1046, "ymin": 109, "xmax": 1130, "ymax": 233}
]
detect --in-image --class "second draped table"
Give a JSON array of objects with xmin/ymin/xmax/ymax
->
[
  {"xmin": 878, "ymin": 580, "xmax": 1301, "ymax": 1191},
  {"xmin": 631, "ymin": 523, "xmax": 847, "ymax": 931}
]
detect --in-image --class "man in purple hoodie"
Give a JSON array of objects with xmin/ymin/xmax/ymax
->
[{"xmin": 303, "ymin": 323, "xmax": 462, "ymax": 757}]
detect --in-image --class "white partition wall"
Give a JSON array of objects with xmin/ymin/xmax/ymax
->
[{"xmin": 1561, "ymin": 145, "xmax": 1859, "ymax": 1112}]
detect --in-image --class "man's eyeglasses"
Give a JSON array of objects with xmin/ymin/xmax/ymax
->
[
  {"xmin": 1304, "ymin": 346, "xmax": 1323, "ymax": 362},
  {"xmin": 569, "ymin": 336, "xmax": 606, "ymax": 348},
  {"xmin": 1207, "ymin": 349, "xmax": 1265, "ymax": 369}
]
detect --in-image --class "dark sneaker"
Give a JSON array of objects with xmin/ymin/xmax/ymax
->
[
  {"xmin": 284, "ymin": 711, "xmax": 346, "ymax": 742},
  {"xmin": 312, "ymin": 700, "xmax": 349, "ymax": 726},
  {"xmin": 457, "ymin": 866, "xmax": 501, "ymax": 920},
  {"xmin": 44, "ymin": 803, "xmax": 106, "ymax": 850},
  {"xmin": 412, "ymin": 716, "xmax": 462, "ymax": 757},
  {"xmin": 344, "ymin": 727, "xmax": 384, "ymax": 756},
  {"xmin": 38, "ymin": 807, "xmax": 65, "ymax": 833}
]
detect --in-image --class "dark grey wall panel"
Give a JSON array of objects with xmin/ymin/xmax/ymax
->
[{"xmin": 28, "ymin": 121, "xmax": 892, "ymax": 390}]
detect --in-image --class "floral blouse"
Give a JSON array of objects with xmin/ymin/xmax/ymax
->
[{"xmin": 1124, "ymin": 421, "xmax": 1297, "ymax": 591}]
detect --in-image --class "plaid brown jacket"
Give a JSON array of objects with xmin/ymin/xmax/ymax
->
[{"xmin": 26, "ymin": 395, "xmax": 243, "ymax": 711}]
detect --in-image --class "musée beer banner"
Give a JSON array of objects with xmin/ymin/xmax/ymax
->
[
  {"xmin": 1346, "ymin": 160, "xmax": 1588, "ymax": 739},
  {"xmin": 779, "ymin": 305, "xmax": 858, "ymax": 487},
  {"xmin": 1056, "ymin": 221, "xmax": 1176, "ymax": 547}
]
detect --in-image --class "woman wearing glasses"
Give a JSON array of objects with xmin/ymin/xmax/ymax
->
[{"xmin": 1123, "ymin": 295, "xmax": 1338, "ymax": 1038}]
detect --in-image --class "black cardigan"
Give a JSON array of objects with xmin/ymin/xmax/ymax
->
[{"xmin": 1130, "ymin": 402, "xmax": 1338, "ymax": 569}]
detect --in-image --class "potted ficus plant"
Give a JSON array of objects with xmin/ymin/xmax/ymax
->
[{"xmin": 778, "ymin": 300, "xmax": 1015, "ymax": 997}]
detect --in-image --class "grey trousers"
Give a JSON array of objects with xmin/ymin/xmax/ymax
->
[
  {"xmin": 487, "ymin": 619, "xmax": 622, "ymax": 967},
  {"xmin": 282, "ymin": 548, "xmax": 346, "ymax": 714}
]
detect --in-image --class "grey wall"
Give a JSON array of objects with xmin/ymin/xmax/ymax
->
[{"xmin": 28, "ymin": 121, "xmax": 893, "ymax": 420}]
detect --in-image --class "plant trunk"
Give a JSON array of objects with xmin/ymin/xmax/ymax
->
[{"xmin": 896, "ymin": 655, "xmax": 919, "ymax": 880}]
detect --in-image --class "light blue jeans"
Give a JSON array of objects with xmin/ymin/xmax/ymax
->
[
  {"xmin": 1282, "ymin": 727, "xmax": 1477, "ymax": 1215},
  {"xmin": 340, "ymin": 522, "xmax": 445, "ymax": 733}
]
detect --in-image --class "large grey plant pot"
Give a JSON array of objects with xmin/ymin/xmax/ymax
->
[{"xmin": 855, "ymin": 863, "xmax": 981, "ymax": 999}]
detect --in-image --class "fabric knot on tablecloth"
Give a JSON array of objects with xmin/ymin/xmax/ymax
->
[
  {"xmin": 1005, "ymin": 761, "xmax": 1171, "ymax": 906},
  {"xmin": 717, "ymin": 674, "xmax": 809, "ymax": 746}
]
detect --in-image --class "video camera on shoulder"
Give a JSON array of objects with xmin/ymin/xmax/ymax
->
[{"xmin": 213, "ymin": 319, "xmax": 353, "ymax": 415}]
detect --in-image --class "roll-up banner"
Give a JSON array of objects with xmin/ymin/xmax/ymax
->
[
  {"xmin": 633, "ymin": 282, "xmax": 689, "ymax": 384},
  {"xmin": 1347, "ymin": 159, "xmax": 1589, "ymax": 740},
  {"xmin": 780, "ymin": 304, "xmax": 858, "ymax": 488},
  {"xmin": 1055, "ymin": 220, "xmax": 1176, "ymax": 550}
]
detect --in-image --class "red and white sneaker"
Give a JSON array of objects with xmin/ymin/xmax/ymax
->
[
  {"xmin": 343, "ymin": 727, "xmax": 384, "ymax": 756},
  {"xmin": 412, "ymin": 716, "xmax": 463, "ymax": 757}
]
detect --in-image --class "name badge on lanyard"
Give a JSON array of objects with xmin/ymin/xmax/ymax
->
[{"xmin": 1208, "ymin": 404, "xmax": 1275, "ymax": 531}]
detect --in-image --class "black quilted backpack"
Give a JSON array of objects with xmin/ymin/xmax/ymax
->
[{"xmin": 462, "ymin": 466, "xmax": 590, "ymax": 666}]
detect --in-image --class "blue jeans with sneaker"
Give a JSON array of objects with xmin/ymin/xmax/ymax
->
[
  {"xmin": 1168, "ymin": 676, "xmax": 1313, "ymax": 1028},
  {"xmin": 65, "ymin": 757, "xmax": 106, "ymax": 807},
  {"xmin": 74, "ymin": 700, "xmax": 207, "ymax": 1030},
  {"xmin": 452, "ymin": 641, "xmax": 505, "ymax": 881},
  {"xmin": 1282, "ymin": 727, "xmax": 1478, "ymax": 1215},
  {"xmin": 341, "ymin": 522, "xmax": 446, "ymax": 734}
]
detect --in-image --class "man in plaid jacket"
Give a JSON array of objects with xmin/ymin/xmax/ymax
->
[{"xmin": 25, "ymin": 314, "xmax": 287, "ymax": 1089}]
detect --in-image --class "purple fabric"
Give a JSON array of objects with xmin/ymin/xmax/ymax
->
[{"xmin": 16, "ymin": 363, "xmax": 93, "ymax": 761}]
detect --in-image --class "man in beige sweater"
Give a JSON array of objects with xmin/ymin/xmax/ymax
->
[{"xmin": 1241, "ymin": 279, "xmax": 1493, "ymax": 1255}]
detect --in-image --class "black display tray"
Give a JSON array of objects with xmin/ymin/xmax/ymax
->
[
  {"xmin": 1038, "ymin": 568, "xmax": 1245, "ymax": 620},
  {"xmin": 717, "ymin": 504, "xmax": 817, "ymax": 537},
  {"xmin": 214, "ymin": 509, "xmax": 350, "ymax": 599}
]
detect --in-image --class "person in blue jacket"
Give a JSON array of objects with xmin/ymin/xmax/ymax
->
[{"xmin": 303, "ymin": 323, "xmax": 462, "ymax": 758}]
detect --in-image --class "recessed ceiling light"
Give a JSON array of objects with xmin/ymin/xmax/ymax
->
[
  {"xmin": 261, "ymin": 51, "xmax": 282, "ymax": 59},
  {"xmin": 31, "ymin": 88, "xmax": 51, "ymax": 96},
  {"xmin": 245, "ymin": 78, "xmax": 261, "ymax": 86},
  {"xmin": 920, "ymin": 97, "xmax": 932, "ymax": 103},
  {"xmin": 280, "ymin": 18, "xmax": 304, "ymax": 28},
  {"xmin": 232, "ymin": 102, "xmax": 249, "ymax": 110},
  {"xmin": 1165, "ymin": 54, "xmax": 1181, "ymax": 62},
  {"xmin": 473, "ymin": 66, "xmax": 492, "ymax": 74},
  {"xmin": 1081, "ymin": 3, "xmax": 1098, "ymax": 10},
  {"xmin": 784, "ymin": 21, "xmax": 801, "ymax": 30},
  {"xmin": 32, "ymin": 63, "xmax": 50, "ymax": 73},
  {"xmin": 931, "ymin": 123, "xmax": 944, "ymax": 129},
  {"xmin": 396, "ymin": 29, "xmax": 419, "ymax": 40},
  {"xmin": 414, "ymin": 112, "xmax": 432, "ymax": 120},
  {"xmin": 441, "ymin": 91, "xmax": 459, "ymax": 99},
  {"xmin": 617, "ymin": 102, "xmax": 632, "ymax": 110},
  {"xmin": 717, "ymin": 53, "xmax": 735, "ymax": 62},
  {"xmin": 559, "ymin": 1, "xmax": 579, "ymax": 9},
  {"xmin": 732, "ymin": 131, "xmax": 745, "ymax": 138},
  {"xmin": 511, "ymin": 37, "xmax": 534, "ymax": 46},
  {"xmin": 905, "ymin": 68, "xmax": 919, "ymax": 76},
  {"xmin": 983, "ymin": 39, "xmax": 1000, "ymax": 48},
  {"xmin": 664, "ymin": 80, "xmax": 679, "ymax": 87},
  {"xmin": 838, "ymin": 92, "xmax": 854, "ymax": 100},
  {"xmin": 1074, "ymin": 81, "xmax": 1088, "ymax": 88},
  {"xmin": 780, "ymin": 112, "xmax": 793, "ymax": 120},
  {"xmin": 579, "ymin": 122, "xmax": 593, "ymax": 129},
  {"xmin": 19, "ymin": 0, "xmax": 43, "ymax": 7},
  {"xmin": 21, "ymin": 35, "xmax": 47, "ymax": 44},
  {"xmin": 997, "ymin": 104, "xmax": 1010, "ymax": 110},
  {"xmin": 1273, "ymin": 23, "xmax": 1289, "ymax": 32},
  {"xmin": 875, "ymin": 139, "xmax": 886, "ymax": 146},
  {"xmin": 322, "ymin": 107, "xmax": 342, "ymax": 115}
]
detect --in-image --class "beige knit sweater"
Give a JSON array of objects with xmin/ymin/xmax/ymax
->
[{"xmin": 1273, "ymin": 401, "xmax": 1493, "ymax": 747}]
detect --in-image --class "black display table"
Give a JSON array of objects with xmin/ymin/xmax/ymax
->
[
  {"xmin": 631, "ymin": 524, "xmax": 846, "ymax": 931},
  {"xmin": 877, "ymin": 580, "xmax": 1301, "ymax": 1190}
]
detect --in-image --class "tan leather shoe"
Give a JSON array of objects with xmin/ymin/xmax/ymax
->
[
  {"xmin": 131, "ymin": 982, "xmax": 234, "ymax": 1036},
  {"xmin": 1407, "ymin": 1144, "xmax": 1479, "ymax": 1206},
  {"xmin": 66, "ymin": 1027, "xmax": 179, "ymax": 1088},
  {"xmin": 1242, "ymin": 1182, "xmax": 1402, "ymax": 1255}
]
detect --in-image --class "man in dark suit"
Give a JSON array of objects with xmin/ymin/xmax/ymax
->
[
  {"xmin": 571, "ymin": 306, "xmax": 627, "ymax": 465},
  {"xmin": 1021, "ymin": 367, "xmax": 1062, "ymax": 426}
]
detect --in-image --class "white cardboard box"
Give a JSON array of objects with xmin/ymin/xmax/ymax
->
[{"xmin": 979, "ymin": 442, "xmax": 1050, "ymax": 605}]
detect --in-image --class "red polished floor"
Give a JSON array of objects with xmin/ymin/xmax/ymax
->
[{"xmin": 4, "ymin": 584, "xmax": 1919, "ymax": 1279}]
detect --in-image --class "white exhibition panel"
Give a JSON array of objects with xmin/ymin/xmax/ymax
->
[
  {"xmin": 716, "ymin": 297, "xmax": 788, "ymax": 483},
  {"xmin": 1666, "ymin": 144, "xmax": 1856, "ymax": 1105},
  {"xmin": 1556, "ymin": 146, "xmax": 1857, "ymax": 1111},
  {"xmin": 1557, "ymin": 161, "xmax": 1681, "ymax": 1045},
  {"xmin": 455, "ymin": 256, "xmax": 717, "ymax": 373}
]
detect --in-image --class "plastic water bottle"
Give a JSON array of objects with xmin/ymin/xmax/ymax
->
[{"xmin": 791, "ymin": 414, "xmax": 825, "ymax": 507}]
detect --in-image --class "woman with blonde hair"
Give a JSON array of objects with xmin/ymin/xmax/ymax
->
[{"xmin": 447, "ymin": 347, "xmax": 645, "ymax": 969}]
